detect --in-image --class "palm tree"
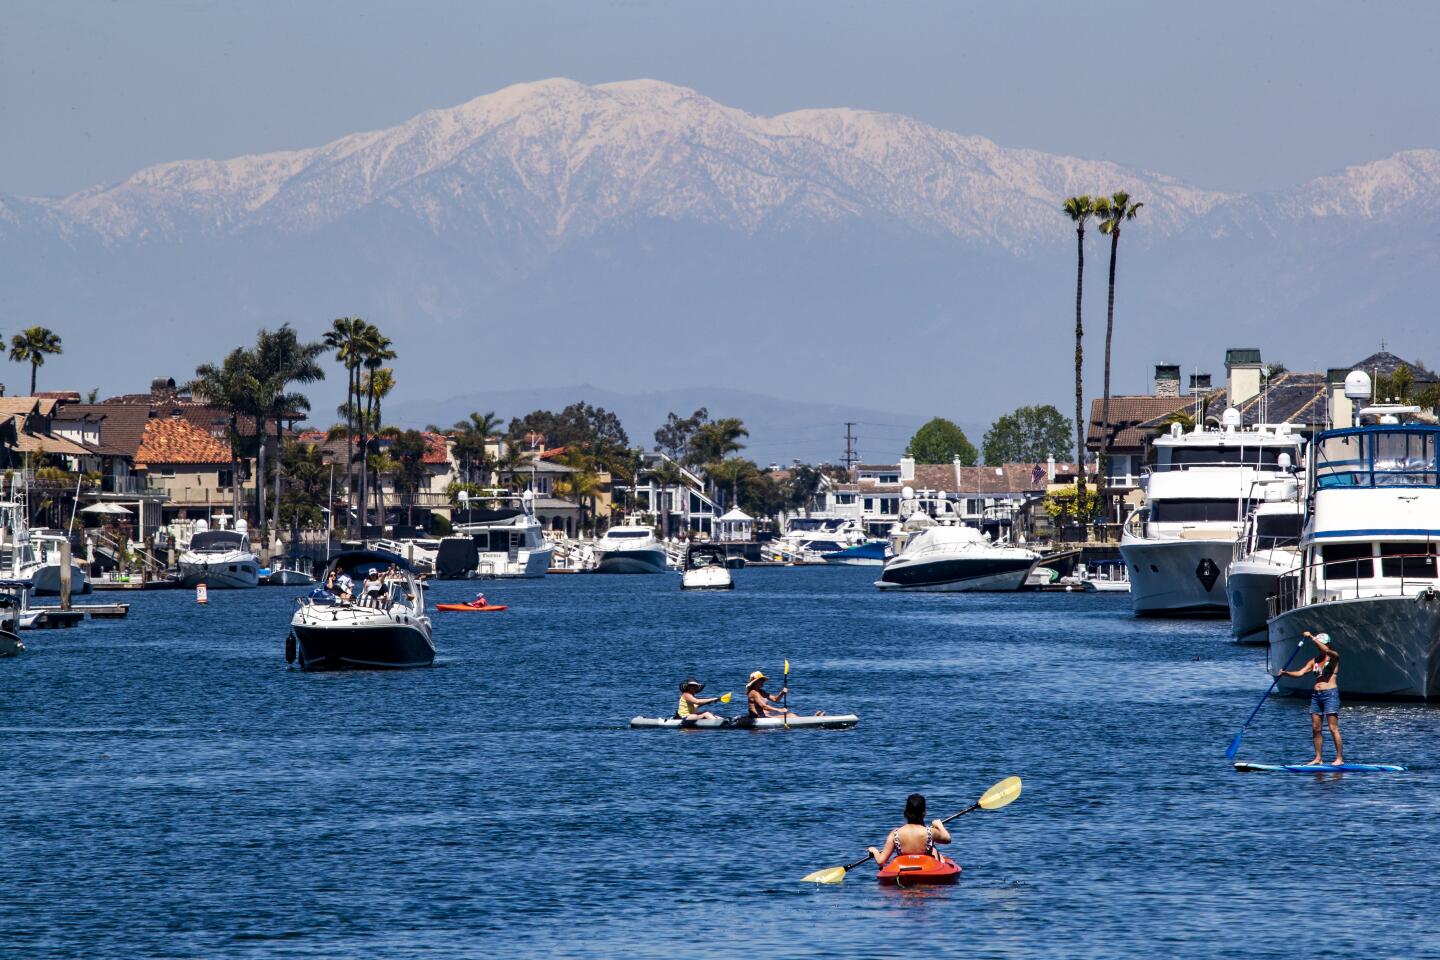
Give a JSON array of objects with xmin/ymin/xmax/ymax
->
[
  {"xmin": 450, "ymin": 411, "xmax": 501, "ymax": 485},
  {"xmin": 708, "ymin": 457, "xmax": 756, "ymax": 511},
  {"xmin": 323, "ymin": 317, "xmax": 369, "ymax": 532},
  {"xmin": 554, "ymin": 469, "xmax": 601, "ymax": 536},
  {"xmin": 1063, "ymin": 195, "xmax": 1095, "ymax": 517},
  {"xmin": 10, "ymin": 326, "xmax": 63, "ymax": 395},
  {"xmin": 187, "ymin": 348, "xmax": 260, "ymax": 521},
  {"xmin": 650, "ymin": 458, "xmax": 686, "ymax": 538},
  {"xmin": 691, "ymin": 418, "xmax": 748, "ymax": 465},
  {"xmin": 254, "ymin": 324, "xmax": 326, "ymax": 539},
  {"xmin": 357, "ymin": 329, "xmax": 396, "ymax": 532},
  {"xmin": 495, "ymin": 441, "xmax": 530, "ymax": 492},
  {"xmin": 1094, "ymin": 191, "xmax": 1143, "ymax": 526}
]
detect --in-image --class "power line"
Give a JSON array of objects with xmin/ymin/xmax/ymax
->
[{"xmin": 843, "ymin": 422, "xmax": 858, "ymax": 471}]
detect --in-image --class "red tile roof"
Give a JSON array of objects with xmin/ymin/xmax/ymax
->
[
  {"xmin": 422, "ymin": 432, "xmax": 449, "ymax": 465},
  {"xmin": 135, "ymin": 416, "xmax": 232, "ymax": 466}
]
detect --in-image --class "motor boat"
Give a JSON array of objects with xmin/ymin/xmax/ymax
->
[
  {"xmin": 14, "ymin": 529, "xmax": 90, "ymax": 596},
  {"xmin": 767, "ymin": 516, "xmax": 868, "ymax": 563},
  {"xmin": 681, "ymin": 543, "xmax": 733, "ymax": 590},
  {"xmin": 1075, "ymin": 560, "xmax": 1131, "ymax": 593},
  {"xmin": 821, "ymin": 539, "xmax": 890, "ymax": 566},
  {"xmin": 288, "ymin": 549, "xmax": 434, "ymax": 670},
  {"xmin": 267, "ymin": 559, "xmax": 318, "ymax": 586},
  {"xmin": 178, "ymin": 519, "xmax": 260, "ymax": 589},
  {"xmin": 1226, "ymin": 478, "xmax": 1303, "ymax": 643},
  {"xmin": 594, "ymin": 524, "xmax": 668, "ymax": 574},
  {"xmin": 876, "ymin": 489, "xmax": 1040, "ymax": 592},
  {"xmin": 1120, "ymin": 410, "xmax": 1305, "ymax": 616},
  {"xmin": 438, "ymin": 489, "xmax": 552, "ymax": 578},
  {"xmin": 1269, "ymin": 373, "xmax": 1440, "ymax": 698}
]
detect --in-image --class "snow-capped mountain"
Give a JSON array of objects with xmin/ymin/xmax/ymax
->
[{"xmin": 3, "ymin": 78, "xmax": 1438, "ymax": 429}]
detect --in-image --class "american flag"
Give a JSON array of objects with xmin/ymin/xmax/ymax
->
[{"xmin": 1031, "ymin": 464, "xmax": 1047, "ymax": 484}]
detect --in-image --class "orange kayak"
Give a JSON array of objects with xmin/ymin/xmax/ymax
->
[
  {"xmin": 875, "ymin": 854, "xmax": 961, "ymax": 886},
  {"xmin": 435, "ymin": 603, "xmax": 508, "ymax": 612}
]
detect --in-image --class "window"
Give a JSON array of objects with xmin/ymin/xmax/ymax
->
[
  {"xmin": 1380, "ymin": 543, "xmax": 1437, "ymax": 579},
  {"xmin": 1322, "ymin": 542, "xmax": 1373, "ymax": 580},
  {"xmin": 1149, "ymin": 499, "xmax": 1246, "ymax": 523},
  {"xmin": 864, "ymin": 498, "xmax": 874, "ymax": 511},
  {"xmin": 1256, "ymin": 514, "xmax": 1302, "ymax": 550},
  {"xmin": 878, "ymin": 473, "xmax": 900, "ymax": 484},
  {"xmin": 966, "ymin": 498, "xmax": 983, "ymax": 515},
  {"xmin": 836, "ymin": 494, "xmax": 855, "ymax": 505},
  {"xmin": 1162, "ymin": 446, "xmax": 1293, "ymax": 470}
]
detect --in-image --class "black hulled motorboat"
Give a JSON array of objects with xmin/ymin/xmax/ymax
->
[{"xmin": 288, "ymin": 550, "xmax": 434, "ymax": 670}]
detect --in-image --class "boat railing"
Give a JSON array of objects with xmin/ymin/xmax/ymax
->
[{"xmin": 1269, "ymin": 548, "xmax": 1440, "ymax": 618}]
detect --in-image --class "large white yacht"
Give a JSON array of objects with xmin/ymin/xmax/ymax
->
[
  {"xmin": 594, "ymin": 524, "xmax": 668, "ymax": 574},
  {"xmin": 876, "ymin": 489, "xmax": 1040, "ymax": 592},
  {"xmin": 1225, "ymin": 477, "xmax": 1303, "ymax": 644},
  {"xmin": 178, "ymin": 519, "xmax": 260, "ymax": 589},
  {"xmin": 1269, "ymin": 372, "xmax": 1440, "ymax": 699},
  {"xmin": 0, "ymin": 479, "xmax": 90, "ymax": 596},
  {"xmin": 437, "ymin": 490, "xmax": 553, "ymax": 578},
  {"xmin": 1120, "ymin": 410, "xmax": 1304, "ymax": 615}
]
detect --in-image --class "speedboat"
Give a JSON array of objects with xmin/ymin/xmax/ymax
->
[
  {"xmin": 1269, "ymin": 375, "xmax": 1440, "ymax": 699},
  {"xmin": 681, "ymin": 543, "xmax": 733, "ymax": 590},
  {"xmin": 178, "ymin": 520, "xmax": 260, "ymax": 589},
  {"xmin": 821, "ymin": 539, "xmax": 890, "ymax": 566},
  {"xmin": 1225, "ymin": 478, "xmax": 1302, "ymax": 643},
  {"xmin": 876, "ymin": 489, "xmax": 1040, "ymax": 592},
  {"xmin": 767, "ymin": 516, "xmax": 867, "ymax": 563},
  {"xmin": 288, "ymin": 549, "xmax": 434, "ymax": 670},
  {"xmin": 267, "ymin": 559, "xmax": 318, "ymax": 586},
  {"xmin": 1120, "ymin": 410, "xmax": 1304, "ymax": 616},
  {"xmin": 594, "ymin": 524, "xmax": 668, "ymax": 574},
  {"xmin": 439, "ymin": 489, "xmax": 552, "ymax": 578},
  {"xmin": 14, "ymin": 529, "xmax": 90, "ymax": 596}
]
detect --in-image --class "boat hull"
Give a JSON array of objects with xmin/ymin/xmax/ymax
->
[
  {"xmin": 1269, "ymin": 593, "xmax": 1440, "ymax": 700},
  {"xmin": 823, "ymin": 542, "xmax": 889, "ymax": 566},
  {"xmin": 875, "ymin": 556, "xmax": 1035, "ymax": 592},
  {"xmin": 1226, "ymin": 559, "xmax": 1290, "ymax": 643},
  {"xmin": 630, "ymin": 714, "xmax": 858, "ymax": 729},
  {"xmin": 1119, "ymin": 536, "xmax": 1232, "ymax": 616},
  {"xmin": 268, "ymin": 569, "xmax": 317, "ymax": 586},
  {"xmin": 29, "ymin": 563, "xmax": 92, "ymax": 596},
  {"xmin": 682, "ymin": 568, "xmax": 733, "ymax": 590},
  {"xmin": 478, "ymin": 545, "xmax": 553, "ymax": 578},
  {"xmin": 179, "ymin": 559, "xmax": 260, "ymax": 589},
  {"xmin": 595, "ymin": 548, "xmax": 668, "ymax": 574},
  {"xmin": 292, "ymin": 619, "xmax": 435, "ymax": 670}
]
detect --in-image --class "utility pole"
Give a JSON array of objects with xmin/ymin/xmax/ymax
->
[{"xmin": 843, "ymin": 422, "xmax": 858, "ymax": 471}]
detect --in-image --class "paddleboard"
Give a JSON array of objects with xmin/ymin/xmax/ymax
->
[
  {"xmin": 1234, "ymin": 761, "xmax": 1406, "ymax": 773},
  {"xmin": 630, "ymin": 714, "xmax": 859, "ymax": 730}
]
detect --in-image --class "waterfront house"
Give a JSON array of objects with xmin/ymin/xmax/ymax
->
[{"xmin": 132, "ymin": 414, "xmax": 237, "ymax": 526}]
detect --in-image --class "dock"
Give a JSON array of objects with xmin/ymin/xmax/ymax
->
[{"xmin": 29, "ymin": 603, "xmax": 131, "ymax": 628}]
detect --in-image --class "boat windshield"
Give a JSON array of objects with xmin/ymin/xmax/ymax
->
[
  {"xmin": 190, "ymin": 531, "xmax": 246, "ymax": 551},
  {"xmin": 1315, "ymin": 427, "xmax": 1440, "ymax": 488},
  {"xmin": 1255, "ymin": 513, "xmax": 1302, "ymax": 549},
  {"xmin": 606, "ymin": 530, "xmax": 652, "ymax": 539},
  {"xmin": 1155, "ymin": 445, "xmax": 1296, "ymax": 471}
]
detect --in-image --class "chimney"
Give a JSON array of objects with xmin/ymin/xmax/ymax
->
[
  {"xmin": 1154, "ymin": 363, "xmax": 1181, "ymax": 398},
  {"xmin": 899, "ymin": 456, "xmax": 915, "ymax": 482},
  {"xmin": 1189, "ymin": 373, "xmax": 1212, "ymax": 392},
  {"xmin": 150, "ymin": 376, "xmax": 178, "ymax": 401},
  {"xmin": 1326, "ymin": 367, "xmax": 1354, "ymax": 430},
  {"xmin": 1225, "ymin": 349, "xmax": 1264, "ymax": 406},
  {"xmin": 1047, "ymin": 454, "xmax": 1056, "ymax": 480}
]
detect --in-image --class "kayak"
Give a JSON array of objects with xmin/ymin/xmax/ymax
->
[
  {"xmin": 1234, "ymin": 761, "xmax": 1407, "ymax": 773},
  {"xmin": 435, "ymin": 603, "xmax": 508, "ymax": 612},
  {"xmin": 875, "ymin": 854, "xmax": 962, "ymax": 886},
  {"xmin": 629, "ymin": 714, "xmax": 859, "ymax": 730}
]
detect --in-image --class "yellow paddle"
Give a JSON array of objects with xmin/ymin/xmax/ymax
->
[
  {"xmin": 801, "ymin": 776, "xmax": 1023, "ymax": 884},
  {"xmin": 719, "ymin": 691, "xmax": 733, "ymax": 704}
]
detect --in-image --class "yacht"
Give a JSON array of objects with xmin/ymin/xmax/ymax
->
[
  {"xmin": 594, "ymin": 525, "xmax": 668, "ymax": 574},
  {"xmin": 876, "ymin": 489, "xmax": 1040, "ymax": 592},
  {"xmin": 1269, "ymin": 372, "xmax": 1440, "ymax": 699},
  {"xmin": 267, "ymin": 558, "xmax": 318, "ymax": 586},
  {"xmin": 437, "ymin": 490, "xmax": 552, "ymax": 578},
  {"xmin": 1225, "ymin": 477, "xmax": 1303, "ymax": 644},
  {"xmin": 288, "ymin": 549, "xmax": 433, "ymax": 670},
  {"xmin": 178, "ymin": 519, "xmax": 260, "ymax": 589},
  {"xmin": 767, "ymin": 516, "xmax": 867, "ymax": 563},
  {"xmin": 821, "ymin": 538, "xmax": 891, "ymax": 566},
  {"xmin": 681, "ymin": 543, "xmax": 734, "ymax": 590},
  {"xmin": 1120, "ymin": 410, "xmax": 1304, "ymax": 616},
  {"xmin": 14, "ymin": 529, "xmax": 91, "ymax": 597}
]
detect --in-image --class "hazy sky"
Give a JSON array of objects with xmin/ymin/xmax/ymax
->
[{"xmin": 4, "ymin": 0, "xmax": 1439, "ymax": 198}]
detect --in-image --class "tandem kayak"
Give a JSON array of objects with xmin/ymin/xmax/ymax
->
[
  {"xmin": 434, "ymin": 603, "xmax": 508, "ymax": 612},
  {"xmin": 875, "ymin": 854, "xmax": 961, "ymax": 886},
  {"xmin": 1235, "ymin": 761, "xmax": 1406, "ymax": 773},
  {"xmin": 629, "ymin": 714, "xmax": 859, "ymax": 730}
]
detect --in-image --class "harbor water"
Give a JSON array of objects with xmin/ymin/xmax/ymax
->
[{"xmin": 2, "ymin": 566, "xmax": 1437, "ymax": 958}]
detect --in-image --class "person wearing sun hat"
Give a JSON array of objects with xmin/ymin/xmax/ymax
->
[
  {"xmin": 675, "ymin": 678, "xmax": 723, "ymax": 722},
  {"xmin": 746, "ymin": 670, "xmax": 793, "ymax": 719}
]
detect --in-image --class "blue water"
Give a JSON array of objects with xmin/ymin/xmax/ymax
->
[{"xmin": 3, "ymin": 567, "xmax": 1438, "ymax": 958}]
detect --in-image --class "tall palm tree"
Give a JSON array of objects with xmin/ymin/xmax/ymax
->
[
  {"xmin": 254, "ymin": 324, "xmax": 326, "ymax": 538},
  {"xmin": 1094, "ymin": 191, "xmax": 1143, "ymax": 526},
  {"xmin": 1063, "ymin": 195, "xmax": 1095, "ymax": 519},
  {"xmin": 187, "ymin": 347, "xmax": 260, "ymax": 520},
  {"xmin": 495, "ymin": 441, "xmax": 530, "ymax": 491},
  {"xmin": 555, "ymin": 469, "xmax": 601, "ymax": 536},
  {"xmin": 357, "ymin": 329, "xmax": 395, "ymax": 532},
  {"xmin": 450, "ymin": 411, "xmax": 501, "ymax": 484},
  {"xmin": 362, "ymin": 366, "xmax": 395, "ymax": 523},
  {"xmin": 323, "ymin": 317, "xmax": 369, "ymax": 532},
  {"xmin": 10, "ymin": 326, "xmax": 63, "ymax": 395}
]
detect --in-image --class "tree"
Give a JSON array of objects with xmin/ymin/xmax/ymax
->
[
  {"xmin": 981, "ymin": 405, "xmax": 1073, "ymax": 465},
  {"xmin": 739, "ymin": 468, "xmax": 786, "ymax": 519},
  {"xmin": 1063, "ymin": 195, "xmax": 1095, "ymax": 511},
  {"xmin": 387, "ymin": 429, "xmax": 431, "ymax": 528},
  {"xmin": 358, "ymin": 329, "xmax": 396, "ymax": 530},
  {"xmin": 279, "ymin": 439, "xmax": 330, "ymax": 534},
  {"xmin": 691, "ymin": 417, "xmax": 748, "ymax": 466},
  {"xmin": 323, "ymin": 317, "xmax": 370, "ymax": 533},
  {"xmin": 1094, "ymin": 191, "xmax": 1143, "ymax": 515},
  {"xmin": 10, "ymin": 326, "xmax": 63, "ymax": 395},
  {"xmin": 1042, "ymin": 485, "xmax": 1104, "ymax": 529},
  {"xmin": 650, "ymin": 457, "xmax": 687, "ymax": 537},
  {"xmin": 554, "ymin": 469, "xmax": 601, "ymax": 535},
  {"xmin": 654, "ymin": 408, "xmax": 709, "ymax": 462},
  {"xmin": 905, "ymin": 418, "xmax": 977, "ymax": 465},
  {"xmin": 708, "ymin": 456, "xmax": 759, "ymax": 510},
  {"xmin": 784, "ymin": 464, "xmax": 824, "ymax": 517},
  {"xmin": 1376, "ymin": 363, "xmax": 1440, "ymax": 410},
  {"xmin": 254, "ymin": 324, "xmax": 326, "ymax": 537},
  {"xmin": 508, "ymin": 402, "xmax": 630, "ymax": 451},
  {"xmin": 451, "ymin": 411, "xmax": 500, "ymax": 484},
  {"xmin": 186, "ymin": 347, "xmax": 260, "ymax": 522}
]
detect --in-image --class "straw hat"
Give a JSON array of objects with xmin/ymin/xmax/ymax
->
[{"xmin": 747, "ymin": 670, "xmax": 767, "ymax": 687}]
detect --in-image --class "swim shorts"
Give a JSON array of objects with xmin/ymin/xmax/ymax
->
[{"xmin": 1310, "ymin": 687, "xmax": 1340, "ymax": 716}]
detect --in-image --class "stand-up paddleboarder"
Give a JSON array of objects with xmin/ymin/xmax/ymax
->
[{"xmin": 1276, "ymin": 630, "xmax": 1343, "ymax": 765}]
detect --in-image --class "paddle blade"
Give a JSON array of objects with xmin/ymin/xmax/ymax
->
[
  {"xmin": 1225, "ymin": 730, "xmax": 1243, "ymax": 762},
  {"xmin": 719, "ymin": 691, "xmax": 733, "ymax": 704},
  {"xmin": 802, "ymin": 865, "xmax": 848, "ymax": 884},
  {"xmin": 784, "ymin": 659, "xmax": 790, "ymax": 676},
  {"xmin": 979, "ymin": 776, "xmax": 1023, "ymax": 810}
]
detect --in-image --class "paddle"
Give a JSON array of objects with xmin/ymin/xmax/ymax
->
[
  {"xmin": 719, "ymin": 692, "xmax": 733, "ymax": 704},
  {"xmin": 801, "ymin": 776, "xmax": 1023, "ymax": 884},
  {"xmin": 782, "ymin": 658, "xmax": 791, "ymax": 730},
  {"xmin": 1225, "ymin": 639, "xmax": 1305, "ymax": 762}
]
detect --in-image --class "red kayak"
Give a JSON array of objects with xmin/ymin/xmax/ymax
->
[
  {"xmin": 875, "ymin": 854, "xmax": 961, "ymax": 886},
  {"xmin": 434, "ymin": 603, "xmax": 508, "ymax": 612}
]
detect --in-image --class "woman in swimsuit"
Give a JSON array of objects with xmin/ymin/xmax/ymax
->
[
  {"xmin": 675, "ymin": 679, "xmax": 723, "ymax": 722},
  {"xmin": 867, "ymin": 794, "xmax": 952, "ymax": 866}
]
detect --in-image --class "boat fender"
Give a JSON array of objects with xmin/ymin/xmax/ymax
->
[{"xmin": 285, "ymin": 633, "xmax": 296, "ymax": 664}]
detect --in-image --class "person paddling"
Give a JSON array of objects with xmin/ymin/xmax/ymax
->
[
  {"xmin": 472, "ymin": 592, "xmax": 489, "ymax": 609},
  {"xmin": 1276, "ymin": 630, "xmax": 1343, "ymax": 765},
  {"xmin": 675, "ymin": 679, "xmax": 723, "ymax": 722},
  {"xmin": 867, "ymin": 793, "xmax": 952, "ymax": 866},
  {"xmin": 746, "ymin": 671, "xmax": 792, "ymax": 719}
]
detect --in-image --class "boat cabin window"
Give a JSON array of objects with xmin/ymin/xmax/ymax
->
[
  {"xmin": 1380, "ymin": 543, "xmax": 1437, "ymax": 579},
  {"xmin": 191, "ymin": 531, "xmax": 244, "ymax": 551},
  {"xmin": 607, "ymin": 530, "xmax": 652, "ymax": 539},
  {"xmin": 1321, "ymin": 542, "xmax": 1374, "ymax": 580},
  {"xmin": 1316, "ymin": 429, "xmax": 1440, "ymax": 488},
  {"xmin": 1255, "ymin": 514, "xmax": 1302, "ymax": 550},
  {"xmin": 1149, "ymin": 499, "xmax": 1246, "ymax": 523},
  {"xmin": 1158, "ymin": 446, "xmax": 1293, "ymax": 471}
]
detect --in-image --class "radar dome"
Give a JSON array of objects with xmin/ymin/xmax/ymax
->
[
  {"xmin": 1344, "ymin": 370, "xmax": 1372, "ymax": 401},
  {"xmin": 901, "ymin": 485, "xmax": 915, "ymax": 500},
  {"xmin": 1221, "ymin": 407, "xmax": 1241, "ymax": 428}
]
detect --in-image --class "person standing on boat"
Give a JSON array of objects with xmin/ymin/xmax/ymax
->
[
  {"xmin": 1277, "ymin": 630, "xmax": 1343, "ymax": 765},
  {"xmin": 675, "ymin": 679, "xmax": 723, "ymax": 722},
  {"xmin": 867, "ymin": 794, "xmax": 952, "ymax": 867}
]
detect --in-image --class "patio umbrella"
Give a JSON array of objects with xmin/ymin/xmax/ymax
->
[{"xmin": 81, "ymin": 503, "xmax": 133, "ymax": 515}]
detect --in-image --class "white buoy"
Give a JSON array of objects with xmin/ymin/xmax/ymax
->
[{"xmin": 196, "ymin": 583, "xmax": 208, "ymax": 604}]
